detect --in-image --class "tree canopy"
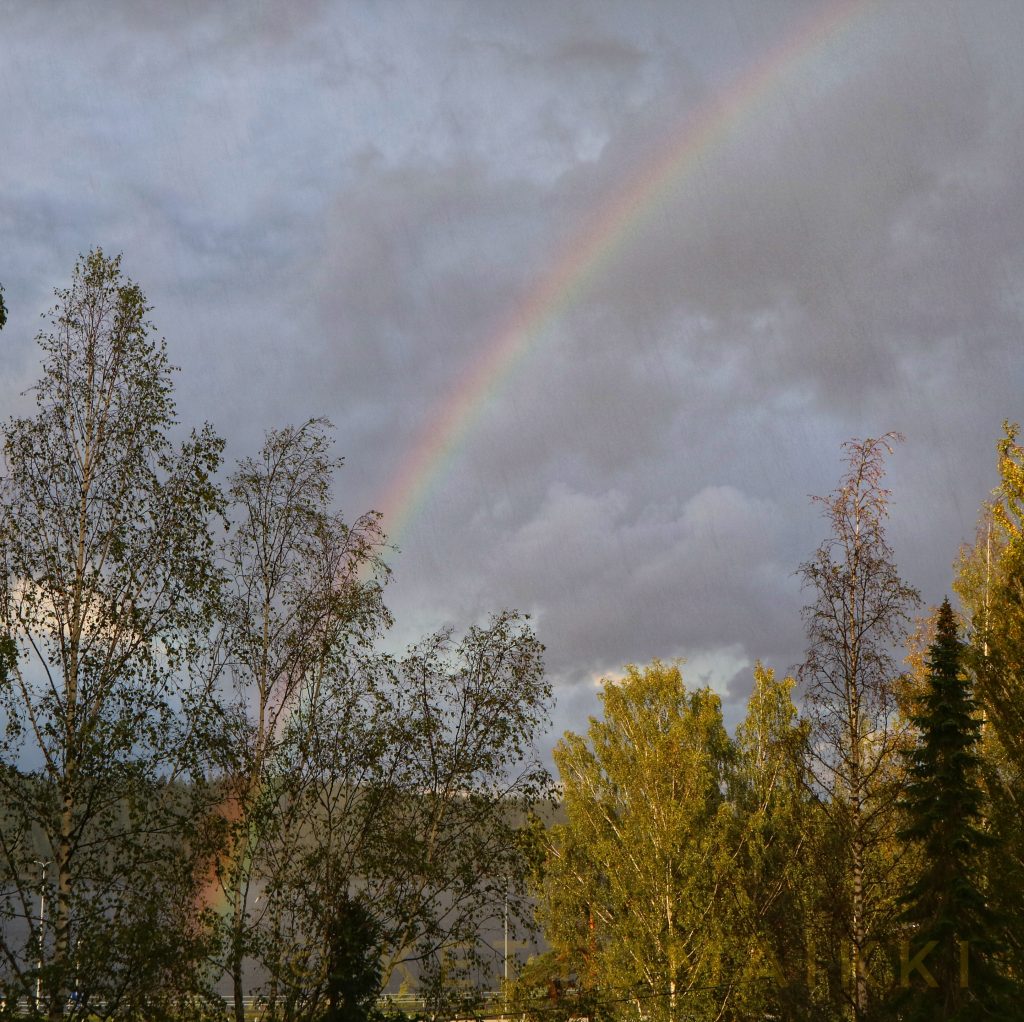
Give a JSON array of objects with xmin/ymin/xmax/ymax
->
[
  {"xmin": 4, "ymin": 254, "xmax": 1024, "ymax": 1021},
  {"xmin": 895, "ymin": 598, "xmax": 1010, "ymax": 1020},
  {"xmin": 0, "ymin": 253, "xmax": 554, "ymax": 1021},
  {"xmin": 0, "ymin": 249, "xmax": 226, "ymax": 1018}
]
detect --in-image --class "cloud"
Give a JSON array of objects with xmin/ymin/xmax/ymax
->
[
  {"xmin": 393, "ymin": 482, "xmax": 801, "ymax": 687},
  {"xmin": 2, "ymin": 0, "xmax": 1023, "ymax": 753}
]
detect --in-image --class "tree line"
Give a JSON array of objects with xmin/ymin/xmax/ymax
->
[
  {"xmin": 519, "ymin": 431, "xmax": 1024, "ymax": 1022},
  {"xmin": 0, "ymin": 253, "xmax": 553, "ymax": 1021},
  {"xmin": 1, "ymin": 253, "xmax": 1022, "ymax": 1022}
]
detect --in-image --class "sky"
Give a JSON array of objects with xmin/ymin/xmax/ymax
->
[{"xmin": 2, "ymin": 0, "xmax": 1022, "ymax": 745}]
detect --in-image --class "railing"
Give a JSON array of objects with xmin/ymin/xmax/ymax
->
[{"xmin": 3, "ymin": 991, "xmax": 510, "ymax": 1020}]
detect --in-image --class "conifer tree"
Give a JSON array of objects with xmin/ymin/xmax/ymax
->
[{"xmin": 897, "ymin": 597, "xmax": 1009, "ymax": 1020}]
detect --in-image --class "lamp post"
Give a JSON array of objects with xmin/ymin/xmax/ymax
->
[{"xmin": 34, "ymin": 860, "xmax": 50, "ymax": 1013}]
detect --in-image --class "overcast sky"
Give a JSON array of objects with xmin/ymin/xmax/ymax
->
[{"xmin": 2, "ymin": 0, "xmax": 1022, "ymax": 743}]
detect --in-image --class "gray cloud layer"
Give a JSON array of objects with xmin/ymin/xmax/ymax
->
[{"xmin": 3, "ymin": 1, "xmax": 1022, "ymax": 741}]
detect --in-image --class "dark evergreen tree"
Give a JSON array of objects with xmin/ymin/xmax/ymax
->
[
  {"xmin": 320, "ymin": 895, "xmax": 383, "ymax": 1022},
  {"xmin": 896, "ymin": 597, "xmax": 1011, "ymax": 1019}
]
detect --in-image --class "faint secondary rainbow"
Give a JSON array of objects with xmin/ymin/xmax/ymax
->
[{"xmin": 375, "ymin": 0, "xmax": 877, "ymax": 542}]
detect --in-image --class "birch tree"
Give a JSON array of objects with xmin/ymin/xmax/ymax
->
[
  {"xmin": 954, "ymin": 421, "xmax": 1024, "ymax": 978},
  {"xmin": 798, "ymin": 434, "xmax": 920, "ymax": 1020},
  {"xmin": 955, "ymin": 422, "xmax": 1024, "ymax": 774},
  {"xmin": 0, "ymin": 251, "xmax": 225, "ymax": 1019},
  {"xmin": 208, "ymin": 419, "xmax": 389, "ymax": 1022},
  {"xmin": 262, "ymin": 612, "xmax": 552, "ymax": 1021},
  {"xmin": 726, "ymin": 664, "xmax": 823, "ymax": 1020},
  {"xmin": 539, "ymin": 661, "xmax": 734, "ymax": 1022}
]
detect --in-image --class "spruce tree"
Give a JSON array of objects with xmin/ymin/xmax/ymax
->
[{"xmin": 897, "ymin": 597, "xmax": 1010, "ymax": 1019}]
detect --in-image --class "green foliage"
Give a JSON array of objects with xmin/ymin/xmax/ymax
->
[
  {"xmin": 204, "ymin": 420, "xmax": 553, "ymax": 1022},
  {"xmin": 378, "ymin": 612, "xmax": 553, "ymax": 1000},
  {"xmin": 317, "ymin": 896, "xmax": 383, "ymax": 1022},
  {"xmin": 726, "ymin": 664, "xmax": 827, "ymax": 1021},
  {"xmin": 0, "ymin": 254, "xmax": 556, "ymax": 1021},
  {"xmin": 0, "ymin": 634, "xmax": 16, "ymax": 684},
  {"xmin": 954, "ymin": 422, "xmax": 1024, "ymax": 980},
  {"xmin": 261, "ymin": 611, "xmax": 553, "ymax": 1020},
  {"xmin": 506, "ymin": 950, "xmax": 611, "ymax": 1022},
  {"xmin": 956, "ymin": 422, "xmax": 1024, "ymax": 774},
  {"xmin": 894, "ymin": 598, "xmax": 1011, "ymax": 1019},
  {"xmin": 208, "ymin": 419, "xmax": 391, "ymax": 1022},
  {"xmin": 538, "ymin": 661, "xmax": 736, "ymax": 1022},
  {"xmin": 0, "ymin": 250, "xmax": 226, "ymax": 1014},
  {"xmin": 10, "ymin": 255, "xmax": 1024, "ymax": 1022},
  {"xmin": 534, "ymin": 661, "xmax": 851, "ymax": 1022}
]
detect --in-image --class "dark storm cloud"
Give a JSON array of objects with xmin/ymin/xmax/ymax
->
[{"xmin": 2, "ymin": 1, "xmax": 1022, "ymax": 743}]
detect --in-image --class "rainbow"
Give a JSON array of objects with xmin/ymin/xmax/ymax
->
[
  {"xmin": 205, "ymin": 0, "xmax": 878, "ymax": 922},
  {"xmin": 374, "ymin": 0, "xmax": 877, "ymax": 542}
]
